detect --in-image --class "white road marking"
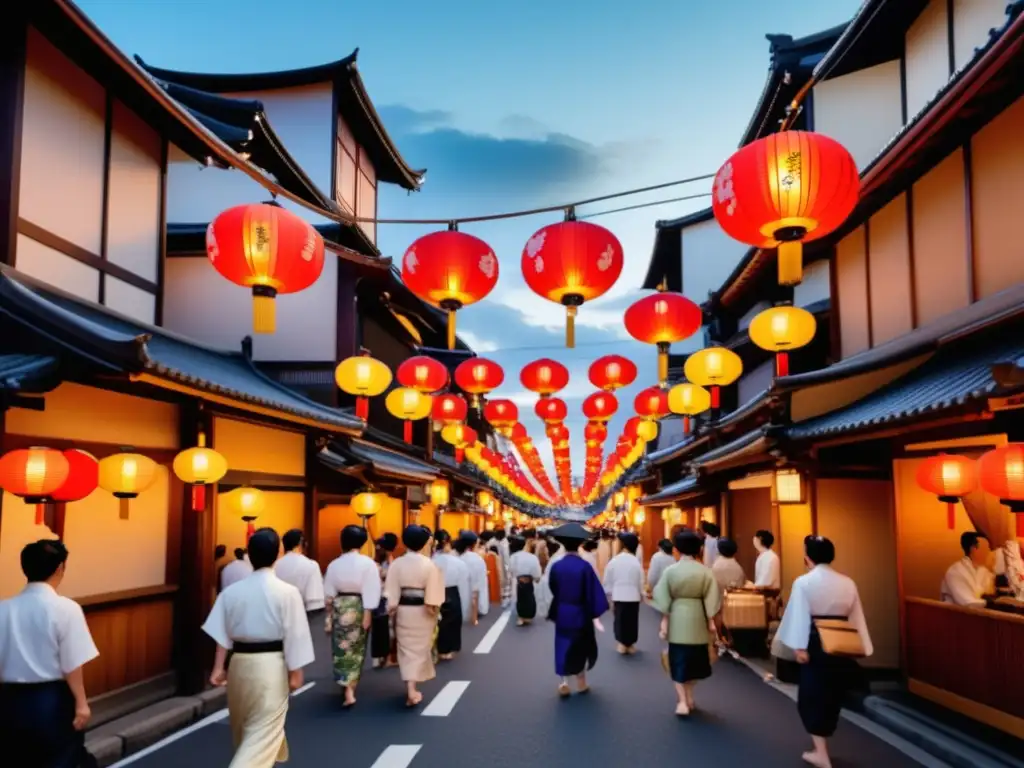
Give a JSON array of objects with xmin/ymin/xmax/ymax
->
[
  {"xmin": 370, "ymin": 744, "xmax": 422, "ymax": 768},
  {"xmin": 421, "ymin": 681, "xmax": 470, "ymax": 717},
  {"xmin": 108, "ymin": 682, "xmax": 317, "ymax": 766},
  {"xmin": 473, "ymin": 609, "xmax": 511, "ymax": 654}
]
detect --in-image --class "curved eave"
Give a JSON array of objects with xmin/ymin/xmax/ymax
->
[
  {"xmin": 135, "ymin": 51, "xmax": 426, "ymax": 191},
  {"xmin": 642, "ymin": 207, "xmax": 712, "ymax": 291}
]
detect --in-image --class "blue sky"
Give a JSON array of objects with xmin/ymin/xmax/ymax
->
[{"xmin": 80, "ymin": 0, "xmax": 860, "ymax": 491}]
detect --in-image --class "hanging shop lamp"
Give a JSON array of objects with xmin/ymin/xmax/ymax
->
[
  {"xmin": 454, "ymin": 358, "xmax": 504, "ymax": 409},
  {"xmin": 520, "ymin": 358, "xmax": 570, "ymax": 398},
  {"xmin": 683, "ymin": 347, "xmax": 743, "ymax": 410},
  {"xmin": 0, "ymin": 447, "xmax": 70, "ymax": 525},
  {"xmin": 748, "ymin": 304, "xmax": 817, "ymax": 377},
  {"xmin": 429, "ymin": 478, "xmax": 451, "ymax": 507},
  {"xmin": 667, "ymin": 382, "xmax": 712, "ymax": 434},
  {"xmin": 401, "ymin": 227, "xmax": 499, "ymax": 349},
  {"xmin": 589, "ymin": 354, "xmax": 638, "ymax": 391},
  {"xmin": 207, "ymin": 202, "xmax": 325, "ymax": 333},
  {"xmin": 773, "ymin": 468, "xmax": 806, "ymax": 504},
  {"xmin": 173, "ymin": 432, "xmax": 228, "ymax": 512},
  {"xmin": 978, "ymin": 444, "xmax": 1024, "ymax": 537},
  {"xmin": 712, "ymin": 131, "xmax": 859, "ymax": 286},
  {"xmin": 916, "ymin": 453, "xmax": 978, "ymax": 530},
  {"xmin": 624, "ymin": 291, "xmax": 703, "ymax": 385},
  {"xmin": 385, "ymin": 387, "xmax": 432, "ymax": 442},
  {"xmin": 582, "ymin": 392, "xmax": 618, "ymax": 422},
  {"xmin": 98, "ymin": 450, "xmax": 158, "ymax": 520},
  {"xmin": 397, "ymin": 355, "xmax": 450, "ymax": 394},
  {"xmin": 223, "ymin": 486, "xmax": 266, "ymax": 542},
  {"xmin": 335, "ymin": 352, "xmax": 392, "ymax": 420},
  {"xmin": 351, "ymin": 490, "xmax": 386, "ymax": 527},
  {"xmin": 521, "ymin": 214, "xmax": 624, "ymax": 348}
]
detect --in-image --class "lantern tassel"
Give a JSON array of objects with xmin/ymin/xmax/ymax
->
[
  {"xmin": 683, "ymin": 416, "xmax": 691, "ymax": 435},
  {"xmin": 1017, "ymin": 513, "xmax": 1024, "ymax": 539},
  {"xmin": 252, "ymin": 293, "xmax": 276, "ymax": 334},
  {"xmin": 356, "ymin": 397, "xmax": 369, "ymax": 421},
  {"xmin": 776, "ymin": 351, "xmax": 789, "ymax": 378},
  {"xmin": 119, "ymin": 498, "xmax": 130, "ymax": 520},
  {"xmin": 456, "ymin": 447, "xmax": 464, "ymax": 463},
  {"xmin": 192, "ymin": 484, "xmax": 206, "ymax": 512},
  {"xmin": 566, "ymin": 306, "xmax": 577, "ymax": 349},
  {"xmin": 404, "ymin": 420, "xmax": 413, "ymax": 443},
  {"xmin": 246, "ymin": 522, "xmax": 255, "ymax": 541},
  {"xmin": 35, "ymin": 503, "xmax": 44, "ymax": 526},
  {"xmin": 947, "ymin": 501, "xmax": 955, "ymax": 530},
  {"xmin": 710, "ymin": 385, "xmax": 721, "ymax": 410},
  {"xmin": 777, "ymin": 241, "xmax": 803, "ymax": 286},
  {"xmin": 447, "ymin": 309, "xmax": 456, "ymax": 350},
  {"xmin": 658, "ymin": 347, "xmax": 669, "ymax": 385}
]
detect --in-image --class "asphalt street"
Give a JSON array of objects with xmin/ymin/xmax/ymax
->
[{"xmin": 114, "ymin": 605, "xmax": 926, "ymax": 767}]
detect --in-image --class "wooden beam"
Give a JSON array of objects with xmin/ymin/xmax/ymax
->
[{"xmin": 0, "ymin": 11, "xmax": 25, "ymax": 267}]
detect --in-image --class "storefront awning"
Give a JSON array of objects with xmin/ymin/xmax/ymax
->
[
  {"xmin": 784, "ymin": 333, "xmax": 1024, "ymax": 442},
  {"xmin": 0, "ymin": 268, "xmax": 362, "ymax": 435},
  {"xmin": 320, "ymin": 440, "xmax": 439, "ymax": 485}
]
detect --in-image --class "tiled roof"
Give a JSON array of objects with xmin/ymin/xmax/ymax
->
[
  {"xmin": 0, "ymin": 268, "xmax": 362, "ymax": 434},
  {"xmin": 639, "ymin": 476, "xmax": 700, "ymax": 506},
  {"xmin": 785, "ymin": 335, "xmax": 1023, "ymax": 441},
  {"xmin": 320, "ymin": 440, "xmax": 438, "ymax": 484},
  {"xmin": 0, "ymin": 354, "xmax": 59, "ymax": 392},
  {"xmin": 691, "ymin": 428, "xmax": 770, "ymax": 470}
]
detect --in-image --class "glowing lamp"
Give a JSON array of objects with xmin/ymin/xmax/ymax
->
[
  {"xmin": 749, "ymin": 305, "xmax": 817, "ymax": 377},
  {"xmin": 401, "ymin": 229, "xmax": 499, "ymax": 349},
  {"xmin": 520, "ymin": 358, "xmax": 570, "ymax": 397},
  {"xmin": 712, "ymin": 131, "xmax": 859, "ymax": 286},
  {"xmin": 613, "ymin": 491, "xmax": 626, "ymax": 508},
  {"xmin": 633, "ymin": 508, "xmax": 646, "ymax": 526},
  {"xmin": 442, "ymin": 423, "xmax": 477, "ymax": 463},
  {"xmin": 454, "ymin": 358, "xmax": 504, "ymax": 408},
  {"xmin": 397, "ymin": 355, "xmax": 449, "ymax": 394},
  {"xmin": 582, "ymin": 392, "xmax": 618, "ymax": 422},
  {"xmin": 478, "ymin": 490, "xmax": 492, "ymax": 508},
  {"xmin": 634, "ymin": 386, "xmax": 670, "ymax": 420},
  {"xmin": 624, "ymin": 292, "xmax": 703, "ymax": 384},
  {"xmin": 683, "ymin": 347, "xmax": 743, "ymax": 410},
  {"xmin": 335, "ymin": 353, "xmax": 392, "ymax": 420},
  {"xmin": 51, "ymin": 449, "xmax": 99, "ymax": 503},
  {"xmin": 98, "ymin": 450, "xmax": 158, "ymax": 520},
  {"xmin": 223, "ymin": 486, "xmax": 265, "ymax": 541},
  {"xmin": 207, "ymin": 203, "xmax": 325, "ymax": 333},
  {"xmin": 916, "ymin": 453, "xmax": 978, "ymax": 529},
  {"xmin": 429, "ymin": 479, "xmax": 451, "ymax": 507},
  {"xmin": 584, "ymin": 422, "xmax": 608, "ymax": 446},
  {"xmin": 521, "ymin": 219, "xmax": 624, "ymax": 347},
  {"xmin": 535, "ymin": 397, "xmax": 568, "ymax": 424},
  {"xmin": 0, "ymin": 447, "xmax": 70, "ymax": 525},
  {"xmin": 636, "ymin": 420, "xmax": 658, "ymax": 443},
  {"xmin": 173, "ymin": 433, "xmax": 228, "ymax": 512},
  {"xmin": 432, "ymin": 393, "xmax": 468, "ymax": 427},
  {"xmin": 773, "ymin": 468, "xmax": 806, "ymax": 505},
  {"xmin": 588, "ymin": 354, "xmax": 638, "ymax": 391},
  {"xmin": 667, "ymin": 382, "xmax": 712, "ymax": 434},
  {"xmin": 978, "ymin": 445, "xmax": 1024, "ymax": 536},
  {"xmin": 352, "ymin": 491, "xmax": 385, "ymax": 522},
  {"xmin": 483, "ymin": 399, "xmax": 519, "ymax": 432},
  {"xmin": 385, "ymin": 387, "xmax": 432, "ymax": 442}
]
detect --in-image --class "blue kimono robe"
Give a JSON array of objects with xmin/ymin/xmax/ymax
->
[{"xmin": 547, "ymin": 553, "xmax": 610, "ymax": 676}]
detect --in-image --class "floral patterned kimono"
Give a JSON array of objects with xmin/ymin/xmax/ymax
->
[{"xmin": 323, "ymin": 551, "xmax": 382, "ymax": 687}]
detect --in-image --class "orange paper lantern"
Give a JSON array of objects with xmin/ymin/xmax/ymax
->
[
  {"xmin": 978, "ymin": 444, "xmax": 1024, "ymax": 537},
  {"xmin": 0, "ymin": 447, "xmax": 71, "ymax": 525},
  {"xmin": 916, "ymin": 453, "xmax": 978, "ymax": 529}
]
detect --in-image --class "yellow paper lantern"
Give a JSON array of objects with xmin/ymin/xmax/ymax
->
[
  {"xmin": 636, "ymin": 420, "xmax": 658, "ymax": 442},
  {"xmin": 98, "ymin": 451, "xmax": 158, "ymax": 519},
  {"xmin": 352, "ymin": 491, "xmax": 386, "ymax": 519},
  {"xmin": 335, "ymin": 354, "xmax": 392, "ymax": 420},
  {"xmin": 429, "ymin": 478, "xmax": 450, "ymax": 507},
  {"xmin": 668, "ymin": 382, "xmax": 712, "ymax": 435},
  {"xmin": 386, "ymin": 387, "xmax": 432, "ymax": 441},
  {"xmin": 173, "ymin": 432, "xmax": 228, "ymax": 512},
  {"xmin": 683, "ymin": 347, "xmax": 742, "ymax": 410},
  {"xmin": 633, "ymin": 508, "xmax": 646, "ymax": 526},
  {"xmin": 222, "ymin": 486, "xmax": 266, "ymax": 542},
  {"xmin": 748, "ymin": 305, "xmax": 817, "ymax": 377},
  {"xmin": 477, "ymin": 490, "xmax": 492, "ymax": 508}
]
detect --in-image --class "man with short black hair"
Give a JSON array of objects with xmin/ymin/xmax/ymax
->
[
  {"xmin": 940, "ymin": 531, "xmax": 994, "ymax": 608},
  {"xmin": 204, "ymin": 528, "xmax": 315, "ymax": 767},
  {"xmin": 0, "ymin": 539, "xmax": 99, "ymax": 767},
  {"xmin": 752, "ymin": 529, "xmax": 781, "ymax": 590},
  {"xmin": 221, "ymin": 547, "xmax": 253, "ymax": 591},
  {"xmin": 275, "ymin": 528, "xmax": 325, "ymax": 614}
]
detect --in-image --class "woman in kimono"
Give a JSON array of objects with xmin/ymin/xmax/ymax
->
[
  {"xmin": 432, "ymin": 530, "xmax": 469, "ymax": 660},
  {"xmin": 546, "ymin": 523, "xmax": 609, "ymax": 697},
  {"xmin": 652, "ymin": 530, "xmax": 721, "ymax": 717},
  {"xmin": 371, "ymin": 533, "xmax": 398, "ymax": 669},
  {"xmin": 509, "ymin": 536, "xmax": 542, "ymax": 625},
  {"xmin": 603, "ymin": 532, "xmax": 645, "ymax": 654},
  {"xmin": 775, "ymin": 536, "xmax": 872, "ymax": 768},
  {"xmin": 322, "ymin": 525, "xmax": 381, "ymax": 706},
  {"xmin": 480, "ymin": 531, "xmax": 502, "ymax": 605},
  {"xmin": 383, "ymin": 525, "xmax": 445, "ymax": 707}
]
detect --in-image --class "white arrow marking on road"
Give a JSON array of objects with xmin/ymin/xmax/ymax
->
[
  {"xmin": 421, "ymin": 680, "xmax": 470, "ymax": 717},
  {"xmin": 370, "ymin": 745, "xmax": 422, "ymax": 768},
  {"xmin": 473, "ymin": 609, "xmax": 511, "ymax": 654}
]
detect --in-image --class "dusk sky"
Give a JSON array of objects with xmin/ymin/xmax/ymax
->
[{"xmin": 80, "ymin": 0, "xmax": 860, "ymax": 486}]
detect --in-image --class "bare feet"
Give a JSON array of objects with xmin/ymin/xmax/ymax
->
[
  {"xmin": 439, "ymin": 653, "xmax": 455, "ymax": 661},
  {"xmin": 516, "ymin": 618, "xmax": 525, "ymax": 626},
  {"xmin": 406, "ymin": 691, "xmax": 423, "ymax": 707},
  {"xmin": 675, "ymin": 701, "xmax": 691, "ymax": 717},
  {"xmin": 616, "ymin": 643, "xmax": 627, "ymax": 654},
  {"xmin": 558, "ymin": 683, "xmax": 571, "ymax": 697},
  {"xmin": 801, "ymin": 751, "xmax": 831, "ymax": 768},
  {"xmin": 625, "ymin": 645, "xmax": 637, "ymax": 655},
  {"xmin": 343, "ymin": 690, "xmax": 357, "ymax": 707},
  {"xmin": 576, "ymin": 684, "xmax": 590, "ymax": 695}
]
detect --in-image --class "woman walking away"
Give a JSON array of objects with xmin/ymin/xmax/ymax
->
[
  {"xmin": 652, "ymin": 530, "xmax": 721, "ymax": 717},
  {"xmin": 776, "ymin": 536, "xmax": 872, "ymax": 768},
  {"xmin": 322, "ymin": 525, "xmax": 380, "ymax": 707},
  {"xmin": 603, "ymin": 532, "xmax": 644, "ymax": 654},
  {"xmin": 384, "ymin": 525, "xmax": 445, "ymax": 707},
  {"xmin": 432, "ymin": 530, "xmax": 470, "ymax": 660},
  {"xmin": 547, "ymin": 523, "xmax": 609, "ymax": 697},
  {"xmin": 371, "ymin": 533, "xmax": 398, "ymax": 669},
  {"xmin": 509, "ymin": 535, "xmax": 542, "ymax": 625}
]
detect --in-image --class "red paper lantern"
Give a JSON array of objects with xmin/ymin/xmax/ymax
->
[
  {"xmin": 547, "ymin": 423, "xmax": 570, "ymax": 445},
  {"xmin": 521, "ymin": 219, "xmax": 623, "ymax": 347},
  {"xmin": 583, "ymin": 392, "xmax": 618, "ymax": 422},
  {"xmin": 431, "ymin": 393, "xmax": 468, "ymax": 424},
  {"xmin": 634, "ymin": 386, "xmax": 670, "ymax": 420},
  {"xmin": 589, "ymin": 355, "xmax": 638, "ymax": 391},
  {"xmin": 0, "ymin": 447, "xmax": 70, "ymax": 525},
  {"xmin": 397, "ymin": 355, "xmax": 449, "ymax": 394},
  {"xmin": 401, "ymin": 229, "xmax": 499, "ymax": 349},
  {"xmin": 509, "ymin": 423, "xmax": 529, "ymax": 443},
  {"xmin": 520, "ymin": 359, "xmax": 569, "ymax": 397},
  {"xmin": 51, "ymin": 450, "xmax": 99, "ymax": 503},
  {"xmin": 624, "ymin": 292, "xmax": 702, "ymax": 384},
  {"xmin": 483, "ymin": 399, "xmax": 519, "ymax": 431},
  {"xmin": 916, "ymin": 453, "xmax": 978, "ymax": 529},
  {"xmin": 978, "ymin": 444, "xmax": 1024, "ymax": 536},
  {"xmin": 207, "ymin": 203, "xmax": 325, "ymax": 334},
  {"xmin": 535, "ymin": 398, "xmax": 568, "ymax": 424},
  {"xmin": 454, "ymin": 358, "xmax": 504, "ymax": 407},
  {"xmin": 712, "ymin": 131, "xmax": 859, "ymax": 286},
  {"xmin": 584, "ymin": 422, "xmax": 608, "ymax": 445}
]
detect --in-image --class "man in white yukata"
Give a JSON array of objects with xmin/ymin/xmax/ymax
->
[
  {"xmin": 275, "ymin": 529, "xmax": 326, "ymax": 616},
  {"xmin": 509, "ymin": 536, "xmax": 542, "ymax": 625},
  {"xmin": 940, "ymin": 531, "xmax": 995, "ymax": 608},
  {"xmin": 646, "ymin": 538, "xmax": 675, "ymax": 597},
  {"xmin": 603, "ymin": 532, "xmax": 645, "ymax": 654},
  {"xmin": 204, "ymin": 528, "xmax": 315, "ymax": 768},
  {"xmin": 0, "ymin": 540, "xmax": 99, "ymax": 768},
  {"xmin": 221, "ymin": 547, "xmax": 253, "ymax": 591},
  {"xmin": 456, "ymin": 531, "xmax": 488, "ymax": 622},
  {"xmin": 701, "ymin": 521, "xmax": 721, "ymax": 568},
  {"xmin": 752, "ymin": 529, "xmax": 781, "ymax": 589},
  {"xmin": 432, "ymin": 530, "xmax": 471, "ymax": 659}
]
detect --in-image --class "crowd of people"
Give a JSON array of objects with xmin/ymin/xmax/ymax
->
[{"xmin": 0, "ymin": 517, "xmax": 873, "ymax": 768}]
